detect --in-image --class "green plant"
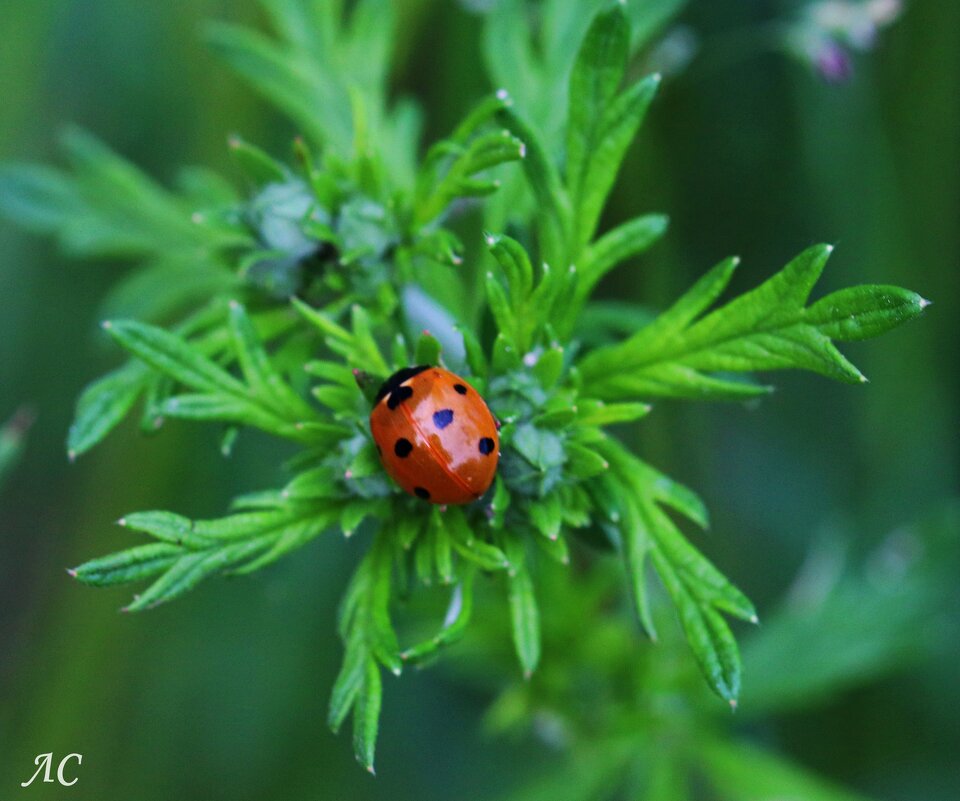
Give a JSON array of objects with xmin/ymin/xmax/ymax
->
[
  {"xmin": 440, "ymin": 501, "xmax": 956, "ymax": 801},
  {"xmin": 0, "ymin": 0, "xmax": 926, "ymax": 780}
]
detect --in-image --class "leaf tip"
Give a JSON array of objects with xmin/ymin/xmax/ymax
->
[
  {"xmin": 918, "ymin": 296, "xmax": 932, "ymax": 310},
  {"xmin": 749, "ymin": 614, "xmax": 759, "ymax": 625},
  {"xmin": 117, "ymin": 517, "xmax": 128, "ymax": 527},
  {"xmin": 66, "ymin": 567, "xmax": 77, "ymax": 578},
  {"xmin": 100, "ymin": 319, "xmax": 113, "ymax": 331},
  {"xmin": 67, "ymin": 449, "xmax": 77, "ymax": 463},
  {"xmin": 495, "ymin": 88, "xmax": 512, "ymax": 104},
  {"xmin": 729, "ymin": 698, "xmax": 738, "ymax": 711}
]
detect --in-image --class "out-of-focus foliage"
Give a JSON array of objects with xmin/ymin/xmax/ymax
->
[
  {"xmin": 0, "ymin": 0, "xmax": 955, "ymax": 799},
  {"xmin": 0, "ymin": 407, "xmax": 34, "ymax": 489},
  {"xmin": 452, "ymin": 503, "xmax": 958, "ymax": 801}
]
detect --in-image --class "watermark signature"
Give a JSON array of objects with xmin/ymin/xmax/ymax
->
[{"xmin": 20, "ymin": 753, "xmax": 82, "ymax": 787}]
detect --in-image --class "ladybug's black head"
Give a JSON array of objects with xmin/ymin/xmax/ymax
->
[{"xmin": 374, "ymin": 365, "xmax": 431, "ymax": 404}]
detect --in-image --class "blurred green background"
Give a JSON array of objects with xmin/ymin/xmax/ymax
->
[{"xmin": 0, "ymin": 1, "xmax": 956, "ymax": 799}]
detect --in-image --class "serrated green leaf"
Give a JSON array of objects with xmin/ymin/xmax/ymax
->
[
  {"xmin": 602, "ymin": 439, "xmax": 752, "ymax": 698},
  {"xmin": 328, "ymin": 637, "xmax": 366, "ymax": 733},
  {"xmin": 581, "ymin": 246, "xmax": 924, "ymax": 400},
  {"xmin": 415, "ymin": 128, "xmax": 524, "ymax": 226},
  {"xmin": 352, "ymin": 655, "xmax": 382, "ymax": 773},
  {"xmin": 576, "ymin": 72, "xmax": 659, "ymax": 242},
  {"xmin": 566, "ymin": 4, "xmax": 630, "ymax": 246},
  {"xmin": 497, "ymin": 107, "xmax": 570, "ymax": 265},
  {"xmin": 71, "ymin": 542, "xmax": 182, "ymax": 588},
  {"xmin": 78, "ymin": 501, "xmax": 336, "ymax": 608},
  {"xmin": 125, "ymin": 536, "xmax": 272, "ymax": 611},
  {"xmin": 233, "ymin": 513, "xmax": 337, "ymax": 575},
  {"xmin": 104, "ymin": 319, "xmax": 243, "ymax": 395},
  {"xmin": 806, "ymin": 285, "xmax": 928, "ymax": 341},
  {"xmin": 205, "ymin": 22, "xmax": 350, "ymax": 152},
  {"xmin": 67, "ymin": 362, "xmax": 149, "ymax": 459},
  {"xmin": 329, "ymin": 531, "xmax": 398, "ymax": 769},
  {"xmin": 652, "ymin": 546, "xmax": 741, "ymax": 704},
  {"xmin": 576, "ymin": 399, "xmax": 651, "ymax": 426},
  {"xmin": 650, "ymin": 504, "xmax": 754, "ymax": 621},
  {"xmin": 507, "ymin": 559, "xmax": 541, "ymax": 677},
  {"xmin": 578, "ymin": 213, "xmax": 668, "ymax": 299},
  {"xmin": 228, "ymin": 300, "xmax": 314, "ymax": 419},
  {"xmin": 488, "ymin": 233, "xmax": 535, "ymax": 299},
  {"xmin": 119, "ymin": 510, "xmax": 217, "ymax": 548},
  {"xmin": 620, "ymin": 496, "xmax": 657, "ymax": 639}
]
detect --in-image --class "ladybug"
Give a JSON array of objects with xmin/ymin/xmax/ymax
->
[{"xmin": 370, "ymin": 365, "xmax": 499, "ymax": 505}]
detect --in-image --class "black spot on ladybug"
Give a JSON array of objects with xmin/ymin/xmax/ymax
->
[
  {"xmin": 479, "ymin": 437, "xmax": 495, "ymax": 455},
  {"xmin": 414, "ymin": 486, "xmax": 431, "ymax": 500},
  {"xmin": 433, "ymin": 409, "xmax": 454, "ymax": 429},
  {"xmin": 387, "ymin": 385, "xmax": 414, "ymax": 410},
  {"xmin": 453, "ymin": 383, "xmax": 468, "ymax": 395},
  {"xmin": 375, "ymin": 365, "xmax": 430, "ymax": 403},
  {"xmin": 394, "ymin": 438, "xmax": 413, "ymax": 458}
]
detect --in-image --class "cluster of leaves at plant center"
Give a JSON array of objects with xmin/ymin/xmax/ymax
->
[{"xmin": 0, "ymin": 0, "xmax": 927, "ymax": 773}]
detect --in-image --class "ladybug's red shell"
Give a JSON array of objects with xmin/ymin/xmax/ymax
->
[{"xmin": 370, "ymin": 366, "xmax": 499, "ymax": 505}]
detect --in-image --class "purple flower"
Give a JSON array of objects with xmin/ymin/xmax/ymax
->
[{"xmin": 814, "ymin": 39, "xmax": 854, "ymax": 83}]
